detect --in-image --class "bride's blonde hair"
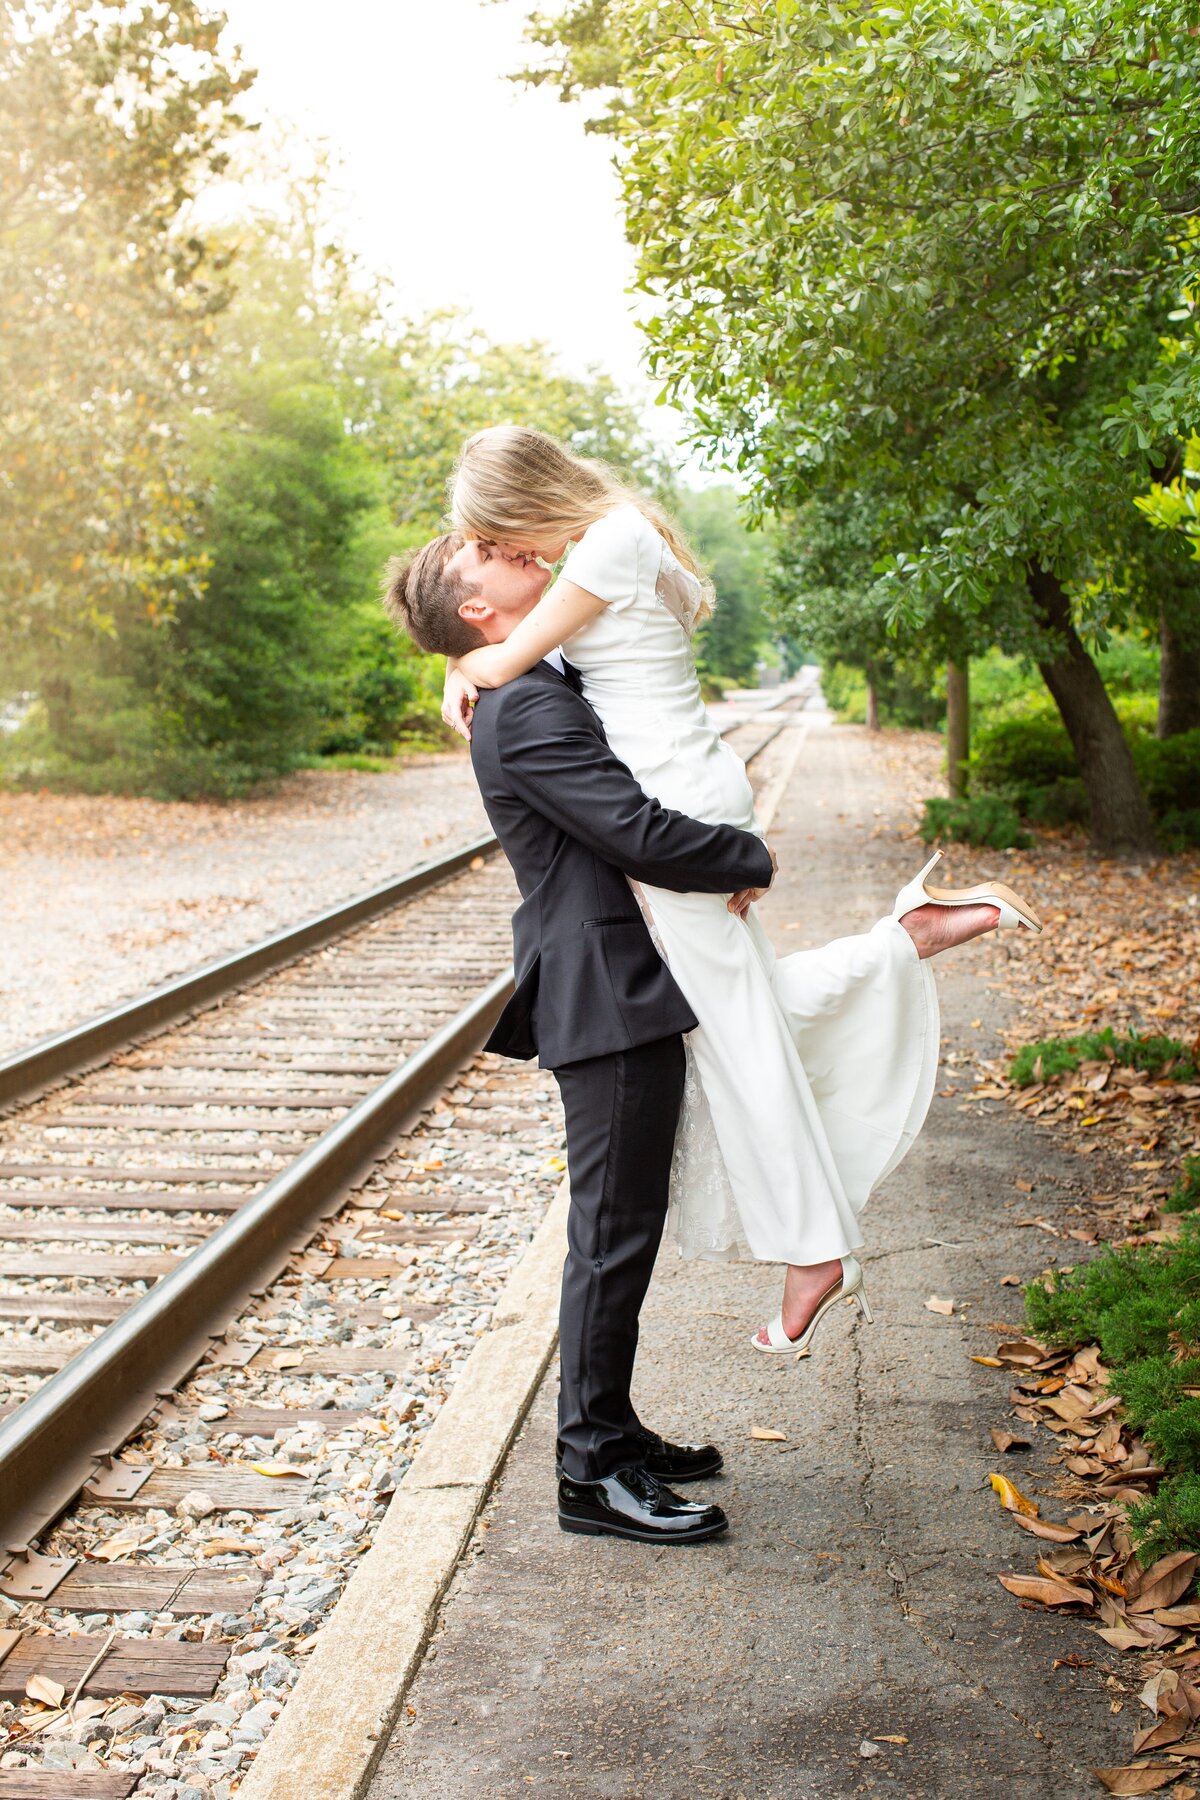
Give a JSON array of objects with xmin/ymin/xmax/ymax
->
[{"xmin": 450, "ymin": 425, "xmax": 715, "ymax": 621}]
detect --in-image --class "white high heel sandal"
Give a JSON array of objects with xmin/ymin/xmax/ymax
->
[
  {"xmin": 892, "ymin": 848, "xmax": 1043, "ymax": 934},
  {"xmin": 752, "ymin": 1254, "xmax": 874, "ymax": 1355}
]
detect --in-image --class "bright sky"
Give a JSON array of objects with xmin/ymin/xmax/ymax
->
[{"xmin": 217, "ymin": 0, "xmax": 694, "ymax": 456}]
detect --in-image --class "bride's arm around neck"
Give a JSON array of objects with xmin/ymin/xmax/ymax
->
[{"xmin": 457, "ymin": 580, "xmax": 605, "ymax": 690}]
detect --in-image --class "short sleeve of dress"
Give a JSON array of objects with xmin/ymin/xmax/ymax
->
[{"xmin": 558, "ymin": 506, "xmax": 645, "ymax": 612}]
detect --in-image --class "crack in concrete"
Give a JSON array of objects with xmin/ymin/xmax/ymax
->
[{"xmin": 850, "ymin": 1310, "xmax": 1066, "ymax": 1770}]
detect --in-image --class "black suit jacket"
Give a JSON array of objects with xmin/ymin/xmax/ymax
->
[{"xmin": 469, "ymin": 661, "xmax": 774, "ymax": 1068}]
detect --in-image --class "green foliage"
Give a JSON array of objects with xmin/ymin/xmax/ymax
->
[
  {"xmin": 1008, "ymin": 1027, "xmax": 1198, "ymax": 1088},
  {"xmin": 1137, "ymin": 436, "xmax": 1200, "ymax": 560},
  {"xmin": 967, "ymin": 697, "xmax": 1200, "ymax": 842},
  {"xmin": 1166, "ymin": 1159, "xmax": 1200, "ymax": 1217},
  {"xmin": 0, "ymin": 0, "xmax": 251, "ymax": 670},
  {"xmin": 682, "ymin": 487, "xmax": 770, "ymax": 686},
  {"xmin": 1134, "ymin": 729, "xmax": 1200, "ymax": 814},
  {"xmin": 919, "ymin": 794, "xmax": 1030, "ymax": 852},
  {"xmin": 820, "ymin": 663, "xmax": 868, "ymax": 724},
  {"xmin": 1025, "ymin": 1223, "xmax": 1200, "ymax": 1558},
  {"xmin": 150, "ymin": 369, "xmax": 385, "ymax": 797},
  {"xmin": 1128, "ymin": 1476, "xmax": 1200, "ymax": 1565},
  {"xmin": 973, "ymin": 715, "xmax": 1078, "ymax": 805},
  {"xmin": 1026, "ymin": 1232, "xmax": 1200, "ymax": 1368}
]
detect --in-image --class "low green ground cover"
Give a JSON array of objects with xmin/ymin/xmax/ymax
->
[
  {"xmin": 1026, "ymin": 1209, "xmax": 1200, "ymax": 1561},
  {"xmin": 1008, "ymin": 1028, "xmax": 1199, "ymax": 1087}
]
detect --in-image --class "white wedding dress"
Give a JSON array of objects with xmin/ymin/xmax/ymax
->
[{"xmin": 558, "ymin": 505, "xmax": 940, "ymax": 1264}]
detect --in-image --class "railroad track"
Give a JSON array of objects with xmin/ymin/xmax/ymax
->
[{"xmin": 0, "ymin": 706, "xmax": 806, "ymax": 1792}]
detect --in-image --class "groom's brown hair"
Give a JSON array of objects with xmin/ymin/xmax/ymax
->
[{"xmin": 380, "ymin": 532, "xmax": 487, "ymax": 658}]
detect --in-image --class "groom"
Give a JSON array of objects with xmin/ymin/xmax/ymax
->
[{"xmin": 384, "ymin": 533, "xmax": 775, "ymax": 1544}]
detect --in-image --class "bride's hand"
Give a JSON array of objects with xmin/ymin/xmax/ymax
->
[{"xmin": 442, "ymin": 668, "xmax": 479, "ymax": 742}]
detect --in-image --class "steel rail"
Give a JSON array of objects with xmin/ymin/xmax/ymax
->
[
  {"xmin": 0, "ymin": 832, "xmax": 500, "ymax": 1112},
  {"xmin": 0, "ymin": 969, "xmax": 515, "ymax": 1558}
]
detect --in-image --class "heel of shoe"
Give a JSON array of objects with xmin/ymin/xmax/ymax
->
[
  {"xmin": 558, "ymin": 1513, "xmax": 603, "ymax": 1536},
  {"xmin": 892, "ymin": 848, "xmax": 943, "ymax": 920},
  {"xmin": 854, "ymin": 1284, "xmax": 875, "ymax": 1325}
]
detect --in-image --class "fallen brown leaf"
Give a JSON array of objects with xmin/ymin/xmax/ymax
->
[
  {"xmin": 1132, "ymin": 1714, "xmax": 1190, "ymax": 1754},
  {"xmin": 998, "ymin": 1572, "xmax": 1092, "ymax": 1606},
  {"xmin": 749, "ymin": 1427, "xmax": 787, "ymax": 1442},
  {"xmin": 925, "ymin": 1295, "xmax": 956, "ymax": 1316},
  {"xmin": 24, "ymin": 1675, "xmax": 65, "ymax": 1709},
  {"xmin": 91, "ymin": 1529, "xmax": 142, "ymax": 1563},
  {"xmin": 991, "ymin": 1428, "xmax": 1031, "ymax": 1454},
  {"xmin": 1009, "ymin": 1514, "xmax": 1082, "ymax": 1544},
  {"xmin": 990, "ymin": 1473, "xmax": 1039, "ymax": 1516},
  {"xmin": 1127, "ymin": 1553, "xmax": 1199, "ymax": 1616},
  {"xmin": 1092, "ymin": 1767, "xmax": 1179, "ymax": 1795}
]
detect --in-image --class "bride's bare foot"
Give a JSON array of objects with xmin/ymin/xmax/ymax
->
[
  {"xmin": 899, "ymin": 900, "xmax": 1010, "ymax": 959},
  {"xmin": 754, "ymin": 1257, "xmax": 843, "ymax": 1347}
]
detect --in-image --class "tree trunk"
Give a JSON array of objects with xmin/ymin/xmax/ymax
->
[
  {"xmin": 1027, "ymin": 564, "xmax": 1157, "ymax": 856},
  {"xmin": 945, "ymin": 658, "xmax": 969, "ymax": 797},
  {"xmin": 865, "ymin": 677, "xmax": 879, "ymax": 731},
  {"xmin": 1159, "ymin": 593, "xmax": 1200, "ymax": 738}
]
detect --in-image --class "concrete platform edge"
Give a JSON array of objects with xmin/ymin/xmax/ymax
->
[{"xmin": 235, "ymin": 1178, "xmax": 571, "ymax": 1800}]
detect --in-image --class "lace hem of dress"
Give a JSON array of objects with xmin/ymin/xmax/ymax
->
[{"xmin": 667, "ymin": 1037, "xmax": 752, "ymax": 1261}]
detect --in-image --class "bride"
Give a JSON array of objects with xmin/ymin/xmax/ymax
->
[{"xmin": 441, "ymin": 426, "xmax": 1042, "ymax": 1353}]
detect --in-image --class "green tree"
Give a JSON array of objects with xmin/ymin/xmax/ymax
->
[
  {"xmin": 0, "ymin": 0, "xmax": 252, "ymax": 728},
  {"xmin": 520, "ymin": 0, "xmax": 1200, "ymax": 853},
  {"xmin": 679, "ymin": 485, "xmax": 770, "ymax": 686}
]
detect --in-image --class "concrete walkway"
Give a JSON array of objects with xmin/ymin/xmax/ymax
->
[{"xmin": 368, "ymin": 720, "xmax": 1130, "ymax": 1799}]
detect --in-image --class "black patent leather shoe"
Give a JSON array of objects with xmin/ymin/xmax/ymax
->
[
  {"xmin": 639, "ymin": 1428, "xmax": 723, "ymax": 1483},
  {"xmin": 558, "ymin": 1465, "xmax": 729, "ymax": 1543},
  {"xmin": 555, "ymin": 1429, "xmax": 723, "ymax": 1485}
]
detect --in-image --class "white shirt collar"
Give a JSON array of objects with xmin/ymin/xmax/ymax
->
[{"xmin": 542, "ymin": 648, "xmax": 566, "ymax": 674}]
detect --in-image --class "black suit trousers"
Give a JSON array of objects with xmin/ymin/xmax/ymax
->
[{"xmin": 552, "ymin": 1033, "xmax": 686, "ymax": 1481}]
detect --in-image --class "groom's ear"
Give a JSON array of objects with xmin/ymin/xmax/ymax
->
[{"xmin": 457, "ymin": 595, "xmax": 494, "ymax": 627}]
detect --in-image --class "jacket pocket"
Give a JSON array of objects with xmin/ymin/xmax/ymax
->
[{"xmin": 582, "ymin": 915, "xmax": 643, "ymax": 929}]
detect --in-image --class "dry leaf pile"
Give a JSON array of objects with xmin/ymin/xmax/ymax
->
[
  {"xmin": 979, "ymin": 1334, "xmax": 1200, "ymax": 1792},
  {"xmin": 966, "ymin": 844, "xmax": 1200, "ymax": 1198}
]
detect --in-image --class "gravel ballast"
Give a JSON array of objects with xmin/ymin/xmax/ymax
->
[{"xmin": 0, "ymin": 755, "xmax": 486, "ymax": 1057}]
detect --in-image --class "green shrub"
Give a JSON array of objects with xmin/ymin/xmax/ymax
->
[
  {"xmin": 820, "ymin": 661, "xmax": 868, "ymax": 722},
  {"xmin": 1023, "ymin": 776, "xmax": 1089, "ymax": 827},
  {"xmin": 1025, "ymin": 1223, "xmax": 1200, "ymax": 1559},
  {"xmin": 1158, "ymin": 807, "xmax": 1200, "ymax": 850},
  {"xmin": 971, "ymin": 711, "xmax": 1076, "ymax": 805},
  {"xmin": 1008, "ymin": 1026, "xmax": 1198, "ymax": 1086},
  {"xmin": 919, "ymin": 792, "xmax": 1030, "ymax": 849},
  {"xmin": 1096, "ymin": 635, "xmax": 1163, "ymax": 697},
  {"xmin": 1026, "ymin": 1231, "xmax": 1200, "ymax": 1366},
  {"xmin": 1115, "ymin": 691, "xmax": 1160, "ymax": 736},
  {"xmin": 1166, "ymin": 1157, "xmax": 1200, "ymax": 1215},
  {"xmin": 1128, "ymin": 1473, "xmax": 1200, "ymax": 1563},
  {"xmin": 1131, "ymin": 728, "xmax": 1200, "ymax": 814}
]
